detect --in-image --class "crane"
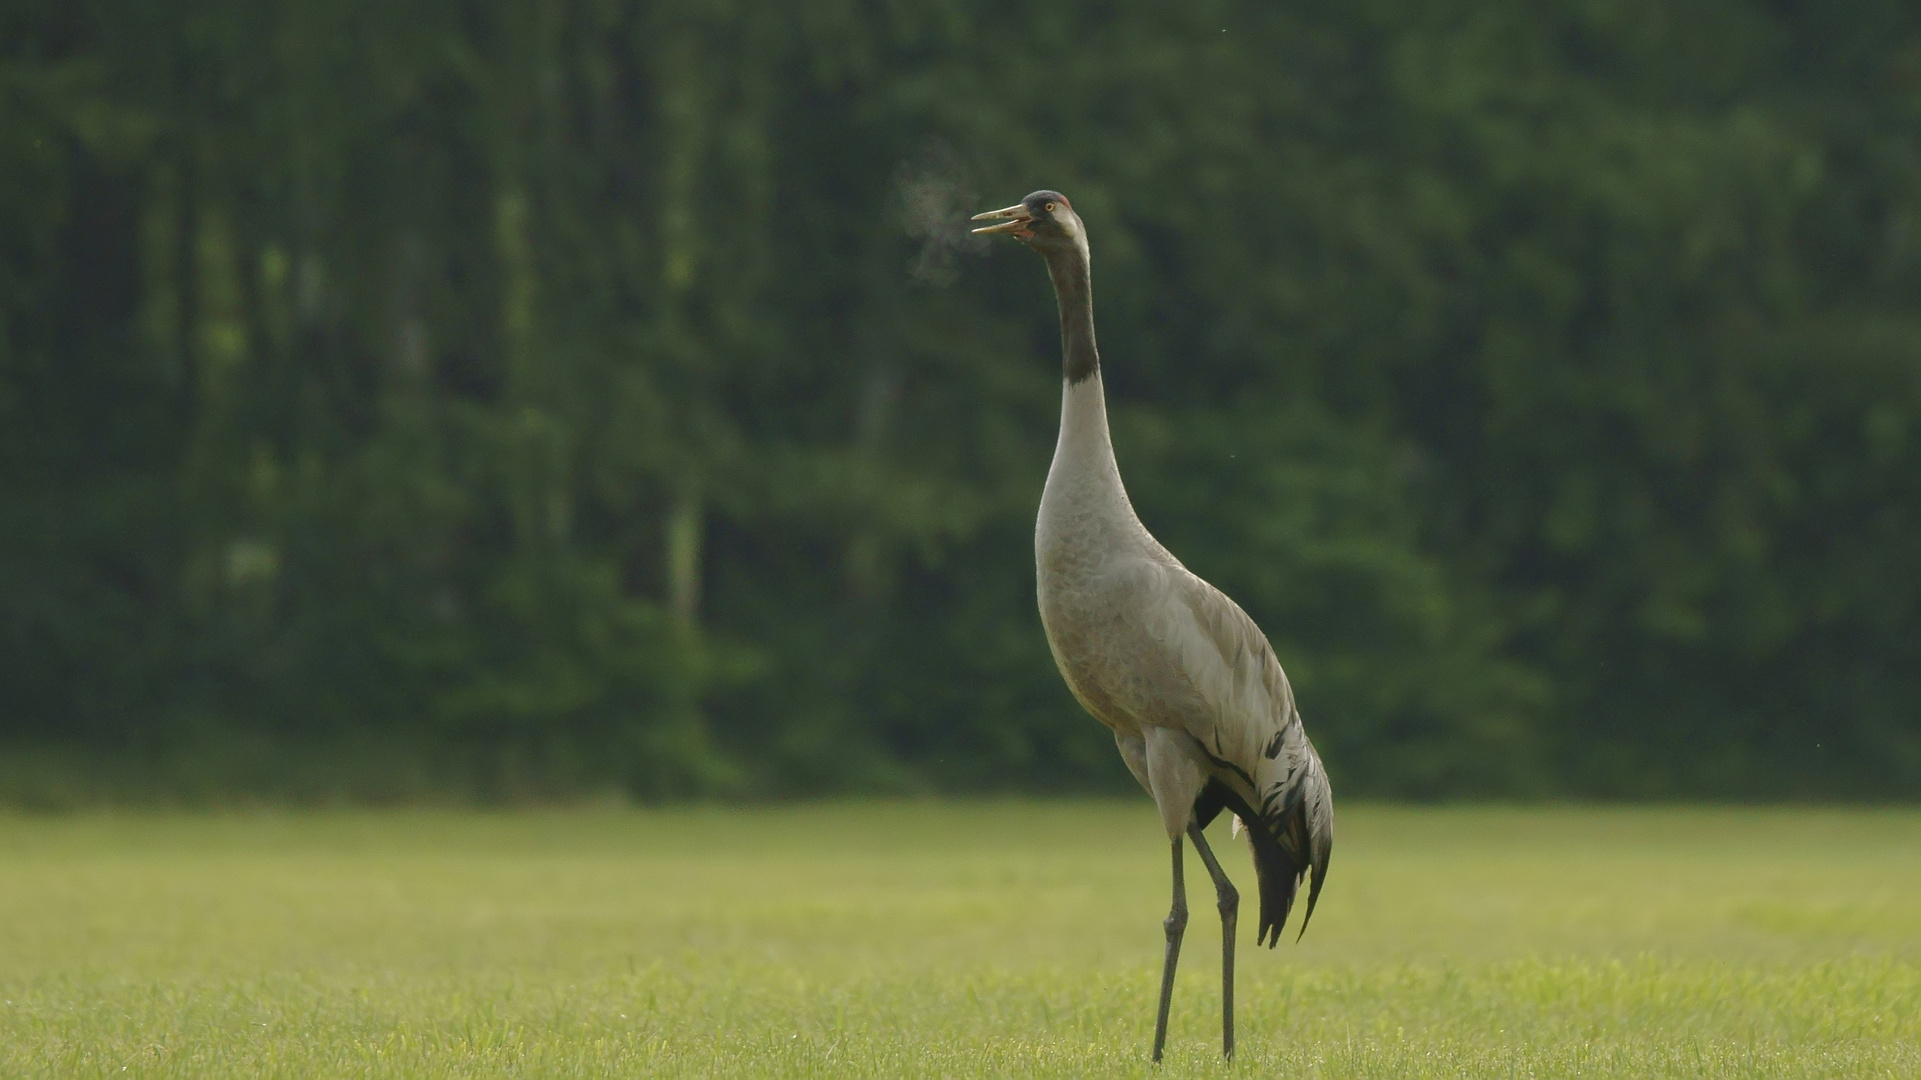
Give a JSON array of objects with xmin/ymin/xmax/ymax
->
[{"xmin": 973, "ymin": 191, "xmax": 1333, "ymax": 1062}]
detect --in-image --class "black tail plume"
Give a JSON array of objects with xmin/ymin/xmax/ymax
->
[{"xmin": 1193, "ymin": 775, "xmax": 1331, "ymax": 947}]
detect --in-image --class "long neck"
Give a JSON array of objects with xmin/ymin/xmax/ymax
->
[
  {"xmin": 1042, "ymin": 240, "xmax": 1098, "ymax": 383},
  {"xmin": 1043, "ymin": 236, "xmax": 1112, "ymax": 474},
  {"xmin": 1039, "ymin": 235, "xmax": 1141, "ymax": 546}
]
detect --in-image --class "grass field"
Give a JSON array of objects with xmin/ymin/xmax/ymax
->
[{"xmin": 0, "ymin": 803, "xmax": 1916, "ymax": 1078}]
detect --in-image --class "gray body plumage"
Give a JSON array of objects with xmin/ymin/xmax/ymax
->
[
  {"xmin": 973, "ymin": 189, "xmax": 1331, "ymax": 1059},
  {"xmin": 1039, "ymin": 370, "xmax": 1332, "ymax": 944}
]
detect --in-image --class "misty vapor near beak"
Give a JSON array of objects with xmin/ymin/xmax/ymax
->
[{"xmin": 896, "ymin": 141, "xmax": 988, "ymax": 287}]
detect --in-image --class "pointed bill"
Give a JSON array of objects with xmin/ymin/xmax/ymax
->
[{"xmin": 970, "ymin": 203, "xmax": 1033, "ymax": 235}]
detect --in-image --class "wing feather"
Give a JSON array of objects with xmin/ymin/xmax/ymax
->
[{"xmin": 1143, "ymin": 563, "xmax": 1334, "ymax": 943}]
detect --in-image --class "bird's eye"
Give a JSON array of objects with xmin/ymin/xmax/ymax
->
[{"xmin": 1044, "ymin": 201, "xmax": 1057, "ymax": 213}]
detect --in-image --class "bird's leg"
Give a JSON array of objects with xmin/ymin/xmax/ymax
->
[
  {"xmin": 1151, "ymin": 835, "xmax": 1188, "ymax": 1064},
  {"xmin": 1187, "ymin": 822, "xmax": 1239, "ymax": 1060}
]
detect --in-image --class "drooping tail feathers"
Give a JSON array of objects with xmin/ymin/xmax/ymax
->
[{"xmin": 1196, "ymin": 735, "xmax": 1333, "ymax": 947}]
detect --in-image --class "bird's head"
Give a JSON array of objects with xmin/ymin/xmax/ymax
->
[{"xmin": 970, "ymin": 190, "xmax": 1084, "ymax": 255}]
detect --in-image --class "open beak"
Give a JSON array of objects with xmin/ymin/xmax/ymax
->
[{"xmin": 971, "ymin": 203, "xmax": 1034, "ymax": 238}]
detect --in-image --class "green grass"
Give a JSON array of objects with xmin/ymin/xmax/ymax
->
[{"xmin": 0, "ymin": 803, "xmax": 1916, "ymax": 1077}]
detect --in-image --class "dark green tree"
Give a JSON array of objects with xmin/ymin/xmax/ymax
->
[{"xmin": 1, "ymin": 0, "xmax": 1916, "ymax": 801}]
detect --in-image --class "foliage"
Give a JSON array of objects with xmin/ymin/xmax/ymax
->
[{"xmin": 2, "ymin": 0, "xmax": 1918, "ymax": 797}]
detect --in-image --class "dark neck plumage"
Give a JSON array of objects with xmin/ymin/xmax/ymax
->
[{"xmin": 1042, "ymin": 241, "xmax": 1099, "ymax": 384}]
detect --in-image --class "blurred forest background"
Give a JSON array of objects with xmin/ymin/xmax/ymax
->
[{"xmin": 3, "ymin": 0, "xmax": 1919, "ymax": 804}]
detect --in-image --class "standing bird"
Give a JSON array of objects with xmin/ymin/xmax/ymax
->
[{"xmin": 973, "ymin": 191, "xmax": 1332, "ymax": 1062}]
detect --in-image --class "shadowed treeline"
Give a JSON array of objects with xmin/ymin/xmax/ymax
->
[{"xmin": 3, "ymin": 0, "xmax": 1918, "ymax": 802}]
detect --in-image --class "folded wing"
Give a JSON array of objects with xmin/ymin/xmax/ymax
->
[{"xmin": 1145, "ymin": 564, "xmax": 1334, "ymax": 944}]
